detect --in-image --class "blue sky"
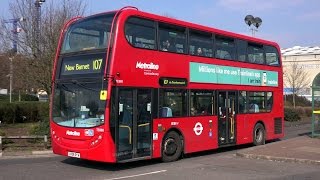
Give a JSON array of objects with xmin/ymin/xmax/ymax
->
[{"xmin": 1, "ymin": 0, "xmax": 319, "ymax": 48}]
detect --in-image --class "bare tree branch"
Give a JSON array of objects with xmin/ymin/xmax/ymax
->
[
  {"xmin": 284, "ymin": 61, "xmax": 310, "ymax": 108},
  {"xmin": 0, "ymin": 0, "xmax": 86, "ymax": 95}
]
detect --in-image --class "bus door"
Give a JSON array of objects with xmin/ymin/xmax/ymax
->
[
  {"xmin": 117, "ymin": 88, "xmax": 152, "ymax": 161},
  {"xmin": 218, "ymin": 91, "xmax": 237, "ymax": 146}
]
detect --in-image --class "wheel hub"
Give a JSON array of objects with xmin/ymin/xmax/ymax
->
[
  {"xmin": 164, "ymin": 138, "xmax": 177, "ymax": 156},
  {"xmin": 255, "ymin": 128, "xmax": 263, "ymax": 142}
]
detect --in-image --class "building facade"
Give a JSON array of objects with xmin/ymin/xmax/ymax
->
[{"xmin": 282, "ymin": 46, "xmax": 320, "ymax": 100}]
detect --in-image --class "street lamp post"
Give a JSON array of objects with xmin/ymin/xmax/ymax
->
[
  {"xmin": 244, "ymin": 15, "xmax": 262, "ymax": 37},
  {"xmin": 4, "ymin": 57, "xmax": 13, "ymax": 103},
  {"xmin": 34, "ymin": 0, "xmax": 45, "ymax": 57},
  {"xmin": 3, "ymin": 18, "xmax": 25, "ymax": 103},
  {"xmin": 3, "ymin": 18, "xmax": 25, "ymax": 54},
  {"xmin": 9, "ymin": 57, "xmax": 13, "ymax": 103}
]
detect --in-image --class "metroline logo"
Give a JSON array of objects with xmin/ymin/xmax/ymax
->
[
  {"xmin": 136, "ymin": 62, "xmax": 159, "ymax": 70},
  {"xmin": 66, "ymin": 130, "xmax": 80, "ymax": 136}
]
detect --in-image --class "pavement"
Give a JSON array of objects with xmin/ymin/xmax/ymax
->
[
  {"xmin": 236, "ymin": 135, "xmax": 320, "ymax": 165},
  {"xmin": 0, "ymin": 150, "xmax": 54, "ymax": 159},
  {"xmin": 236, "ymin": 120, "xmax": 320, "ymax": 165}
]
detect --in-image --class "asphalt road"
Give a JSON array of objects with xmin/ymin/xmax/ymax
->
[{"xmin": 0, "ymin": 121, "xmax": 317, "ymax": 180}]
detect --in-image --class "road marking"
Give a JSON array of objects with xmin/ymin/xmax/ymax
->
[{"xmin": 105, "ymin": 170, "xmax": 167, "ymax": 180}]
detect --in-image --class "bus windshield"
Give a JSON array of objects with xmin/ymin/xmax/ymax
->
[
  {"xmin": 61, "ymin": 13, "xmax": 115, "ymax": 54},
  {"xmin": 52, "ymin": 80, "xmax": 106, "ymax": 128}
]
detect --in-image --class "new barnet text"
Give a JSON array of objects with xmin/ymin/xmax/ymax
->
[{"xmin": 65, "ymin": 64, "xmax": 90, "ymax": 71}]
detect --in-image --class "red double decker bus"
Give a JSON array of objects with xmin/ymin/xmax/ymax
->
[{"xmin": 51, "ymin": 7, "xmax": 283, "ymax": 163}]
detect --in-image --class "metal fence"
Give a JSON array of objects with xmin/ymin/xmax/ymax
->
[{"xmin": 0, "ymin": 135, "xmax": 49, "ymax": 154}]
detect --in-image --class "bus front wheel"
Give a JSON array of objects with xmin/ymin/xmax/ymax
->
[
  {"xmin": 253, "ymin": 123, "xmax": 265, "ymax": 146},
  {"xmin": 161, "ymin": 131, "xmax": 182, "ymax": 162}
]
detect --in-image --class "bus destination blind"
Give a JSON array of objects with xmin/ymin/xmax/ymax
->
[{"xmin": 61, "ymin": 57, "xmax": 104, "ymax": 75}]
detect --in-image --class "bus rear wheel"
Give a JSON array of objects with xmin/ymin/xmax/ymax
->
[
  {"xmin": 253, "ymin": 123, "xmax": 265, "ymax": 146},
  {"xmin": 161, "ymin": 131, "xmax": 182, "ymax": 162}
]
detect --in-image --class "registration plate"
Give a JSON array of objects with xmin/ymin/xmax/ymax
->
[{"xmin": 67, "ymin": 151, "xmax": 81, "ymax": 158}]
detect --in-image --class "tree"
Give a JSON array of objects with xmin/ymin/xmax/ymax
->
[
  {"xmin": 284, "ymin": 61, "xmax": 310, "ymax": 108},
  {"xmin": 0, "ymin": 54, "xmax": 10, "ymax": 90},
  {"xmin": 0, "ymin": 0, "xmax": 86, "ymax": 95}
]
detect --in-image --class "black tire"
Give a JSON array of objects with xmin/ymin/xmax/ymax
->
[
  {"xmin": 161, "ymin": 131, "xmax": 183, "ymax": 162},
  {"xmin": 253, "ymin": 123, "xmax": 265, "ymax": 146}
]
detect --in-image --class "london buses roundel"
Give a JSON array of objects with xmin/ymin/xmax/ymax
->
[{"xmin": 193, "ymin": 122, "xmax": 203, "ymax": 136}]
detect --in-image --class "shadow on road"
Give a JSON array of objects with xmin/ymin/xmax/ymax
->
[
  {"xmin": 298, "ymin": 132, "xmax": 312, "ymax": 136},
  {"xmin": 60, "ymin": 143, "xmax": 268, "ymax": 171},
  {"xmin": 182, "ymin": 144, "xmax": 252, "ymax": 160},
  {"xmin": 61, "ymin": 157, "xmax": 161, "ymax": 171}
]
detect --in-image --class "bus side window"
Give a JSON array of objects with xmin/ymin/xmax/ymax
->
[
  {"xmin": 248, "ymin": 43, "xmax": 264, "ymax": 64},
  {"xmin": 125, "ymin": 17, "xmax": 156, "ymax": 50},
  {"xmin": 265, "ymin": 45, "xmax": 280, "ymax": 66},
  {"xmin": 215, "ymin": 36, "xmax": 235, "ymax": 60},
  {"xmin": 236, "ymin": 39, "xmax": 247, "ymax": 62},
  {"xmin": 189, "ymin": 29, "xmax": 213, "ymax": 58},
  {"xmin": 190, "ymin": 90, "xmax": 215, "ymax": 116},
  {"xmin": 266, "ymin": 92, "xmax": 273, "ymax": 111},
  {"xmin": 159, "ymin": 23, "xmax": 186, "ymax": 54},
  {"xmin": 159, "ymin": 89, "xmax": 187, "ymax": 118},
  {"xmin": 239, "ymin": 91, "xmax": 247, "ymax": 113}
]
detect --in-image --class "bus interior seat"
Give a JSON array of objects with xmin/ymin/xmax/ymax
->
[
  {"xmin": 135, "ymin": 42, "xmax": 143, "ymax": 48},
  {"xmin": 120, "ymin": 109, "xmax": 132, "ymax": 126},
  {"xmin": 254, "ymin": 104, "xmax": 259, "ymax": 112},
  {"xmin": 249, "ymin": 104, "xmax": 259, "ymax": 113},
  {"xmin": 159, "ymin": 107, "xmax": 173, "ymax": 117}
]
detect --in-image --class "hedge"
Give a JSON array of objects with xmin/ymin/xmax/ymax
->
[
  {"xmin": 0, "ymin": 94, "xmax": 39, "ymax": 102},
  {"xmin": 29, "ymin": 118, "xmax": 50, "ymax": 135},
  {"xmin": 284, "ymin": 94, "xmax": 311, "ymax": 107},
  {"xmin": 0, "ymin": 102, "xmax": 49, "ymax": 124},
  {"xmin": 295, "ymin": 106, "xmax": 313, "ymax": 117},
  {"xmin": 284, "ymin": 108, "xmax": 301, "ymax": 122}
]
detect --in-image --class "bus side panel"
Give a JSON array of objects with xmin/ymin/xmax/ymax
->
[
  {"xmin": 237, "ymin": 113, "xmax": 281, "ymax": 145},
  {"xmin": 236, "ymin": 114, "xmax": 262, "ymax": 145},
  {"xmin": 271, "ymin": 90, "xmax": 285, "ymax": 139},
  {"xmin": 236, "ymin": 114, "xmax": 251, "ymax": 145},
  {"xmin": 152, "ymin": 117, "xmax": 218, "ymax": 158}
]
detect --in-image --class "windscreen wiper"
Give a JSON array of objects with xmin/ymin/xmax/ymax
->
[
  {"xmin": 59, "ymin": 84, "xmax": 75, "ymax": 94},
  {"xmin": 71, "ymin": 80, "xmax": 99, "ymax": 92}
]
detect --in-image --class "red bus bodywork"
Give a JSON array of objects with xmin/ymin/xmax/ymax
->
[{"xmin": 51, "ymin": 7, "xmax": 283, "ymax": 163}]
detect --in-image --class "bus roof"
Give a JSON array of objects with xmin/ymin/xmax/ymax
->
[
  {"xmin": 73, "ymin": 7, "xmax": 280, "ymax": 50},
  {"xmin": 114, "ymin": 7, "xmax": 279, "ymax": 49}
]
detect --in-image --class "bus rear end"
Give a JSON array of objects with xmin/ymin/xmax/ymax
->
[{"xmin": 50, "ymin": 12, "xmax": 117, "ymax": 163}]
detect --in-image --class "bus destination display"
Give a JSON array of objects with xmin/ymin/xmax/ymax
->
[
  {"xmin": 60, "ymin": 56, "xmax": 104, "ymax": 75},
  {"xmin": 159, "ymin": 77, "xmax": 188, "ymax": 87}
]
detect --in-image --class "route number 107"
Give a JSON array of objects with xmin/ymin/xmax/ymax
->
[{"xmin": 93, "ymin": 59, "xmax": 102, "ymax": 70}]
